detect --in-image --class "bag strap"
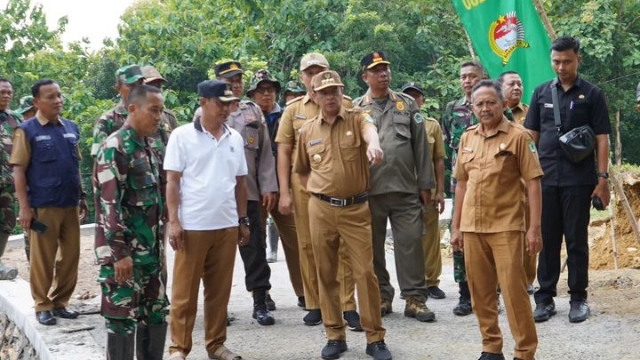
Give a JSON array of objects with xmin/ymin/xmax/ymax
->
[{"xmin": 550, "ymin": 79, "xmax": 562, "ymax": 133}]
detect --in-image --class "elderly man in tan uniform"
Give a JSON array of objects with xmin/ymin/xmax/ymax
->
[
  {"xmin": 451, "ymin": 80, "xmax": 542, "ymax": 360},
  {"xmin": 295, "ymin": 70, "xmax": 391, "ymax": 360},
  {"xmin": 275, "ymin": 53, "xmax": 360, "ymax": 329}
]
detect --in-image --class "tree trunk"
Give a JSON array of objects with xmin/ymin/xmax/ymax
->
[{"xmin": 615, "ymin": 110, "xmax": 622, "ymax": 166}]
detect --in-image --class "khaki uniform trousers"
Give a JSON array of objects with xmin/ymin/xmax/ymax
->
[
  {"xmin": 523, "ymin": 205, "xmax": 537, "ymax": 286},
  {"xmin": 29, "ymin": 207, "xmax": 80, "ymax": 312},
  {"xmin": 290, "ymin": 174, "xmax": 356, "ymax": 310},
  {"xmin": 169, "ymin": 228, "xmax": 237, "ymax": 357},
  {"xmin": 421, "ymin": 203, "xmax": 442, "ymax": 287},
  {"xmin": 464, "ymin": 231, "xmax": 538, "ymax": 360},
  {"xmin": 309, "ymin": 197, "xmax": 385, "ymax": 343},
  {"xmin": 261, "ymin": 194, "xmax": 304, "ymax": 297}
]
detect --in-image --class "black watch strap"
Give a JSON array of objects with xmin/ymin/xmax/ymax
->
[
  {"xmin": 239, "ymin": 216, "xmax": 250, "ymax": 226},
  {"xmin": 597, "ymin": 172, "xmax": 609, "ymax": 179}
]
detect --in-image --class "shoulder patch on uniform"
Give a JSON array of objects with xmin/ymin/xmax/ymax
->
[
  {"xmin": 414, "ymin": 113, "xmax": 424, "ymax": 124},
  {"xmin": 528, "ymin": 140, "xmax": 537, "ymax": 153},
  {"xmin": 286, "ymin": 96, "xmax": 304, "ymax": 106}
]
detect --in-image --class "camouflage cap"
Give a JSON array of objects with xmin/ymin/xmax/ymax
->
[
  {"xmin": 141, "ymin": 65, "xmax": 167, "ymax": 84},
  {"xmin": 16, "ymin": 95, "xmax": 35, "ymax": 114},
  {"xmin": 401, "ymin": 82, "xmax": 425, "ymax": 97},
  {"xmin": 247, "ymin": 69, "xmax": 282, "ymax": 97},
  {"xmin": 312, "ymin": 70, "xmax": 344, "ymax": 91},
  {"xmin": 115, "ymin": 65, "xmax": 144, "ymax": 84},
  {"xmin": 300, "ymin": 53, "xmax": 329, "ymax": 71},
  {"xmin": 360, "ymin": 51, "xmax": 391, "ymax": 71},
  {"xmin": 214, "ymin": 61, "xmax": 243, "ymax": 79},
  {"xmin": 284, "ymin": 80, "xmax": 305, "ymax": 95}
]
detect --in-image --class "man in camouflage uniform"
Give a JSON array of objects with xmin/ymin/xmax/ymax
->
[
  {"xmin": 94, "ymin": 85, "xmax": 168, "ymax": 360},
  {"xmin": 442, "ymin": 61, "xmax": 484, "ymax": 316},
  {"xmin": 15, "ymin": 95, "xmax": 36, "ymax": 263},
  {"xmin": 0, "ymin": 79, "xmax": 21, "ymax": 280},
  {"xmin": 283, "ymin": 80, "xmax": 306, "ymax": 104}
]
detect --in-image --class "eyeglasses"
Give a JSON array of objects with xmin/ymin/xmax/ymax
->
[{"xmin": 255, "ymin": 87, "xmax": 276, "ymax": 95}]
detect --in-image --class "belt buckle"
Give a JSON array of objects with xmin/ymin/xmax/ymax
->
[{"xmin": 329, "ymin": 197, "xmax": 346, "ymax": 207}]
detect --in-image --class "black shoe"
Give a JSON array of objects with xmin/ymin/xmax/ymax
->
[
  {"xmin": 533, "ymin": 300, "xmax": 556, "ymax": 322},
  {"xmin": 252, "ymin": 305, "xmax": 275, "ymax": 326},
  {"xmin": 366, "ymin": 341, "xmax": 392, "ymax": 360},
  {"xmin": 297, "ymin": 296, "xmax": 306, "ymax": 309},
  {"xmin": 343, "ymin": 310, "xmax": 363, "ymax": 331},
  {"xmin": 453, "ymin": 298, "xmax": 472, "ymax": 316},
  {"xmin": 52, "ymin": 307, "xmax": 79, "ymax": 319},
  {"xmin": 304, "ymin": 309, "xmax": 322, "ymax": 326},
  {"xmin": 36, "ymin": 311, "xmax": 56, "ymax": 326},
  {"xmin": 526, "ymin": 284, "xmax": 535, "ymax": 295},
  {"xmin": 427, "ymin": 286, "xmax": 446, "ymax": 299},
  {"xmin": 478, "ymin": 352, "xmax": 505, "ymax": 360},
  {"xmin": 266, "ymin": 295, "xmax": 276, "ymax": 311},
  {"xmin": 321, "ymin": 340, "xmax": 347, "ymax": 360},
  {"xmin": 568, "ymin": 300, "xmax": 590, "ymax": 323}
]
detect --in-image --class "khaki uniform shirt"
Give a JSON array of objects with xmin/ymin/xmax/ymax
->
[
  {"xmin": 425, "ymin": 117, "xmax": 445, "ymax": 198},
  {"xmin": 275, "ymin": 94, "xmax": 352, "ymax": 168},
  {"xmin": 510, "ymin": 103, "xmax": 529, "ymax": 125},
  {"xmin": 295, "ymin": 108, "xmax": 375, "ymax": 197},
  {"xmin": 454, "ymin": 117, "xmax": 543, "ymax": 233},
  {"xmin": 353, "ymin": 90, "xmax": 434, "ymax": 195}
]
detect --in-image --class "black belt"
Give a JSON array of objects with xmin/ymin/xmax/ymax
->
[{"xmin": 312, "ymin": 192, "xmax": 369, "ymax": 207}]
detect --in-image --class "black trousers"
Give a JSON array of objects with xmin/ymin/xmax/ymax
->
[
  {"xmin": 535, "ymin": 185, "xmax": 593, "ymax": 304},
  {"xmin": 239, "ymin": 200, "xmax": 272, "ymax": 292}
]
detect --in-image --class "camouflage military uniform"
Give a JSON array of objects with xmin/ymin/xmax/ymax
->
[
  {"xmin": 0, "ymin": 110, "xmax": 21, "ymax": 279},
  {"xmin": 93, "ymin": 124, "xmax": 168, "ymax": 334}
]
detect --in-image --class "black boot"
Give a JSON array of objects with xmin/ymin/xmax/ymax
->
[
  {"xmin": 453, "ymin": 282, "xmax": 472, "ymax": 316},
  {"xmin": 252, "ymin": 289, "xmax": 275, "ymax": 326},
  {"xmin": 107, "ymin": 332, "xmax": 135, "ymax": 360},
  {"xmin": 136, "ymin": 323, "xmax": 167, "ymax": 360}
]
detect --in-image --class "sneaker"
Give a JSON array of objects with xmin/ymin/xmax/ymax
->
[
  {"xmin": 497, "ymin": 294, "xmax": 503, "ymax": 314},
  {"xmin": 266, "ymin": 295, "xmax": 276, "ymax": 311},
  {"xmin": 343, "ymin": 311, "xmax": 363, "ymax": 331},
  {"xmin": 427, "ymin": 286, "xmax": 446, "ymax": 299},
  {"xmin": 252, "ymin": 304, "xmax": 275, "ymax": 326},
  {"xmin": 380, "ymin": 299, "xmax": 393, "ymax": 317},
  {"xmin": 304, "ymin": 309, "xmax": 322, "ymax": 326},
  {"xmin": 478, "ymin": 352, "xmax": 505, "ymax": 360},
  {"xmin": 266, "ymin": 252, "xmax": 277, "ymax": 263},
  {"xmin": 533, "ymin": 300, "xmax": 556, "ymax": 322},
  {"xmin": 297, "ymin": 296, "xmax": 306, "ymax": 309},
  {"xmin": 365, "ymin": 341, "xmax": 392, "ymax": 360},
  {"xmin": 453, "ymin": 298, "xmax": 472, "ymax": 316},
  {"xmin": 321, "ymin": 340, "xmax": 347, "ymax": 360},
  {"xmin": 0, "ymin": 263, "xmax": 18, "ymax": 281},
  {"xmin": 404, "ymin": 296, "xmax": 436, "ymax": 322},
  {"xmin": 568, "ymin": 300, "xmax": 590, "ymax": 323},
  {"xmin": 526, "ymin": 284, "xmax": 535, "ymax": 295}
]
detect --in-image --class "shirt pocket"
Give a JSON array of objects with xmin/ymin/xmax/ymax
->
[
  {"xmin": 307, "ymin": 144, "xmax": 326, "ymax": 170},
  {"xmin": 35, "ymin": 140, "xmax": 59, "ymax": 162},
  {"xmin": 339, "ymin": 134, "xmax": 361, "ymax": 162},
  {"xmin": 128, "ymin": 158, "xmax": 158, "ymax": 207},
  {"xmin": 459, "ymin": 151, "xmax": 476, "ymax": 180},
  {"xmin": 393, "ymin": 117, "xmax": 412, "ymax": 140}
]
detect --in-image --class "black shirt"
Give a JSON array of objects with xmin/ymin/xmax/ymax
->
[{"xmin": 524, "ymin": 76, "xmax": 610, "ymax": 187}]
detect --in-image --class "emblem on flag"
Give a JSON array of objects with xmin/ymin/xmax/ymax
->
[{"xmin": 489, "ymin": 12, "xmax": 530, "ymax": 65}]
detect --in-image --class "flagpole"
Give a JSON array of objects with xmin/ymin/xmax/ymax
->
[
  {"xmin": 532, "ymin": 0, "xmax": 557, "ymax": 40},
  {"xmin": 464, "ymin": 29, "xmax": 477, "ymax": 60}
]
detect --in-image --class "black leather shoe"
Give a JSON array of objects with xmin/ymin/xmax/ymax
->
[
  {"xmin": 427, "ymin": 286, "xmax": 446, "ymax": 299},
  {"xmin": 52, "ymin": 307, "xmax": 79, "ymax": 319},
  {"xmin": 478, "ymin": 352, "xmax": 505, "ymax": 360},
  {"xmin": 297, "ymin": 296, "xmax": 306, "ymax": 309},
  {"xmin": 366, "ymin": 341, "xmax": 392, "ymax": 360},
  {"xmin": 343, "ymin": 311, "xmax": 363, "ymax": 331},
  {"xmin": 36, "ymin": 311, "xmax": 57, "ymax": 326},
  {"xmin": 304, "ymin": 309, "xmax": 322, "ymax": 326},
  {"xmin": 321, "ymin": 340, "xmax": 347, "ymax": 360},
  {"xmin": 533, "ymin": 300, "xmax": 556, "ymax": 322},
  {"xmin": 252, "ymin": 305, "xmax": 275, "ymax": 325},
  {"xmin": 266, "ymin": 295, "xmax": 276, "ymax": 311},
  {"xmin": 453, "ymin": 298, "xmax": 472, "ymax": 316},
  {"xmin": 568, "ymin": 300, "xmax": 590, "ymax": 323}
]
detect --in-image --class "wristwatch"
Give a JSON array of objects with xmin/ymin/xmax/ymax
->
[
  {"xmin": 597, "ymin": 172, "xmax": 609, "ymax": 180},
  {"xmin": 239, "ymin": 216, "xmax": 250, "ymax": 227}
]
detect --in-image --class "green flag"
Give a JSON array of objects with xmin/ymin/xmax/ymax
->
[{"xmin": 452, "ymin": 0, "xmax": 556, "ymax": 104}]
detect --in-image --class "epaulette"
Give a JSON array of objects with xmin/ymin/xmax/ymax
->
[
  {"xmin": 465, "ymin": 124, "xmax": 479, "ymax": 132},
  {"xmin": 342, "ymin": 95, "xmax": 352, "ymax": 101},
  {"xmin": 286, "ymin": 95, "xmax": 304, "ymax": 106},
  {"xmin": 425, "ymin": 117, "xmax": 439, "ymax": 123},
  {"xmin": 394, "ymin": 91, "xmax": 417, "ymax": 104}
]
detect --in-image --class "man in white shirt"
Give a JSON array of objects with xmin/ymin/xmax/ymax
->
[{"xmin": 164, "ymin": 80, "xmax": 247, "ymax": 360}]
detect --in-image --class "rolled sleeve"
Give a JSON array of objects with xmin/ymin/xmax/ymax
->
[{"xmin": 9, "ymin": 128, "xmax": 30, "ymax": 167}]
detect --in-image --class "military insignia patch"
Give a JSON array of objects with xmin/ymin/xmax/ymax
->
[
  {"xmin": 396, "ymin": 102, "xmax": 405, "ymax": 111},
  {"xmin": 414, "ymin": 113, "xmax": 424, "ymax": 124},
  {"xmin": 248, "ymin": 135, "xmax": 255, "ymax": 144},
  {"xmin": 489, "ymin": 12, "xmax": 530, "ymax": 65},
  {"xmin": 528, "ymin": 140, "xmax": 537, "ymax": 153}
]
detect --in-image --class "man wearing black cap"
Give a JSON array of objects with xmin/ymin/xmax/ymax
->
[
  {"xmin": 401, "ymin": 82, "xmax": 447, "ymax": 301},
  {"xmin": 194, "ymin": 61, "xmax": 279, "ymax": 326},
  {"xmin": 354, "ymin": 51, "xmax": 436, "ymax": 323},
  {"xmin": 165, "ymin": 80, "xmax": 246, "ymax": 360}
]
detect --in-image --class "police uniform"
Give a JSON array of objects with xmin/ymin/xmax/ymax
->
[
  {"xmin": 94, "ymin": 124, "xmax": 168, "ymax": 359},
  {"xmin": 454, "ymin": 117, "xmax": 542, "ymax": 360},
  {"xmin": 353, "ymin": 52, "xmax": 434, "ymax": 317},
  {"xmin": 0, "ymin": 109, "xmax": 21, "ymax": 280},
  {"xmin": 276, "ymin": 89, "xmax": 357, "ymax": 314},
  {"xmin": 10, "ymin": 112, "xmax": 82, "ymax": 317},
  {"xmin": 294, "ymin": 71, "xmax": 390, "ymax": 360}
]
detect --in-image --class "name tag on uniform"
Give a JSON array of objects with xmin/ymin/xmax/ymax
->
[
  {"xmin": 63, "ymin": 133, "xmax": 77, "ymax": 139},
  {"xmin": 295, "ymin": 114, "xmax": 307, "ymax": 120},
  {"xmin": 544, "ymin": 103, "xmax": 553, "ymax": 108},
  {"xmin": 309, "ymin": 139, "xmax": 322, "ymax": 147},
  {"xmin": 35, "ymin": 135, "xmax": 52, "ymax": 141},
  {"xmin": 463, "ymin": 147, "xmax": 473, "ymax": 152}
]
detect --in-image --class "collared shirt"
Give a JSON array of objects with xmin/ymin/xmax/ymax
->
[
  {"xmin": 353, "ymin": 90, "xmax": 434, "ymax": 195},
  {"xmin": 454, "ymin": 117, "xmax": 543, "ymax": 233},
  {"xmin": 510, "ymin": 103, "xmax": 529, "ymax": 125},
  {"xmin": 425, "ymin": 116, "xmax": 445, "ymax": 197},
  {"xmin": 294, "ymin": 107, "xmax": 375, "ymax": 197},
  {"xmin": 524, "ymin": 76, "xmax": 611, "ymax": 186},
  {"xmin": 91, "ymin": 101, "xmax": 128, "ymax": 156},
  {"xmin": 275, "ymin": 94, "xmax": 352, "ymax": 167},
  {"xmin": 164, "ymin": 120, "xmax": 247, "ymax": 230}
]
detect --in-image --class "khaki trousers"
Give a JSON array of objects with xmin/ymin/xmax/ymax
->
[
  {"xmin": 309, "ymin": 197, "xmax": 385, "ymax": 343},
  {"xmin": 421, "ymin": 203, "xmax": 442, "ymax": 287},
  {"xmin": 29, "ymin": 207, "xmax": 80, "ymax": 312},
  {"xmin": 261, "ymin": 196, "xmax": 304, "ymax": 297},
  {"xmin": 523, "ymin": 205, "xmax": 537, "ymax": 286},
  {"xmin": 169, "ymin": 228, "xmax": 237, "ymax": 356},
  {"xmin": 290, "ymin": 174, "xmax": 355, "ymax": 310},
  {"xmin": 464, "ymin": 232, "xmax": 538, "ymax": 360}
]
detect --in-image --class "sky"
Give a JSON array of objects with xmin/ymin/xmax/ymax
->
[{"xmin": 1, "ymin": 0, "xmax": 136, "ymax": 50}]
